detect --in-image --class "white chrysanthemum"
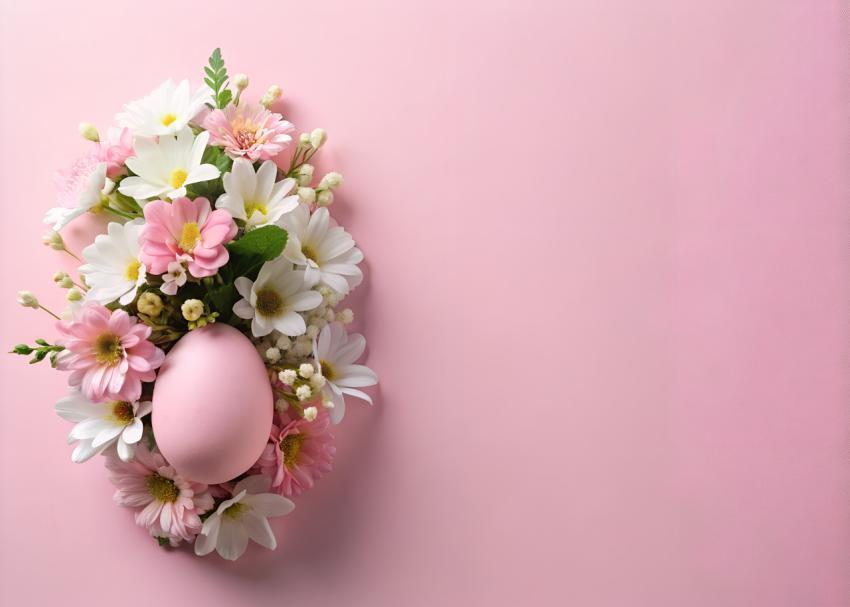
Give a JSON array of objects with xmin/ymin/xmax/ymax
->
[
  {"xmin": 216, "ymin": 159, "xmax": 299, "ymax": 230},
  {"xmin": 194, "ymin": 475, "xmax": 294, "ymax": 561},
  {"xmin": 55, "ymin": 390, "xmax": 151, "ymax": 463},
  {"xmin": 281, "ymin": 205, "xmax": 363, "ymax": 295},
  {"xmin": 79, "ymin": 220, "xmax": 146, "ymax": 305},
  {"xmin": 43, "ymin": 163, "xmax": 109, "ymax": 231},
  {"xmin": 116, "ymin": 79, "xmax": 212, "ymax": 137},
  {"xmin": 119, "ymin": 128, "xmax": 220, "ymax": 201},
  {"xmin": 313, "ymin": 322, "xmax": 378, "ymax": 424},
  {"xmin": 233, "ymin": 256, "xmax": 323, "ymax": 338}
]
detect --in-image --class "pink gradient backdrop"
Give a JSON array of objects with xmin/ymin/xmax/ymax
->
[{"xmin": 1, "ymin": 1, "xmax": 847, "ymax": 605}]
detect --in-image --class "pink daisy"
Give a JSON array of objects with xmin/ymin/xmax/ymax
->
[
  {"xmin": 105, "ymin": 443, "xmax": 214, "ymax": 543},
  {"xmin": 55, "ymin": 302, "xmax": 165, "ymax": 402},
  {"xmin": 140, "ymin": 196, "xmax": 237, "ymax": 278},
  {"xmin": 54, "ymin": 152, "xmax": 104, "ymax": 209},
  {"xmin": 255, "ymin": 409, "xmax": 336, "ymax": 497},
  {"xmin": 95, "ymin": 127, "xmax": 135, "ymax": 179},
  {"xmin": 203, "ymin": 103, "xmax": 294, "ymax": 161}
]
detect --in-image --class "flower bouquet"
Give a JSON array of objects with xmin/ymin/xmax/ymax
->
[{"xmin": 12, "ymin": 49, "xmax": 377, "ymax": 561}]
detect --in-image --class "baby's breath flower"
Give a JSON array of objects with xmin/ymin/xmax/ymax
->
[
  {"xmin": 181, "ymin": 299, "xmax": 204, "ymax": 322},
  {"xmin": 302, "ymin": 406, "xmax": 318, "ymax": 421},
  {"xmin": 279, "ymin": 369, "xmax": 298, "ymax": 385},
  {"xmin": 137, "ymin": 292, "xmax": 163, "ymax": 317},
  {"xmin": 298, "ymin": 363, "xmax": 315, "ymax": 379},
  {"xmin": 296, "ymin": 385, "xmax": 312, "ymax": 401},
  {"xmin": 274, "ymin": 397, "xmax": 289, "ymax": 412},
  {"xmin": 17, "ymin": 291, "xmax": 39, "ymax": 309},
  {"xmin": 265, "ymin": 347, "xmax": 281, "ymax": 363},
  {"xmin": 309, "ymin": 373, "xmax": 326, "ymax": 389},
  {"xmin": 293, "ymin": 336, "xmax": 313, "ymax": 357},
  {"xmin": 275, "ymin": 335, "xmax": 291, "ymax": 351},
  {"xmin": 338, "ymin": 308, "xmax": 354, "ymax": 324}
]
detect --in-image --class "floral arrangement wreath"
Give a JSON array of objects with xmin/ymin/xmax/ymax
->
[{"xmin": 12, "ymin": 49, "xmax": 378, "ymax": 561}]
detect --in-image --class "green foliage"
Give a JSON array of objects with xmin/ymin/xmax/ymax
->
[
  {"xmin": 10, "ymin": 340, "xmax": 64, "ymax": 365},
  {"xmin": 185, "ymin": 145, "xmax": 232, "ymax": 201},
  {"xmin": 204, "ymin": 48, "xmax": 233, "ymax": 109},
  {"xmin": 227, "ymin": 225, "xmax": 288, "ymax": 261}
]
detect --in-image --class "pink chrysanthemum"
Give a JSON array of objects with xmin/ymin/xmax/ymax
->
[
  {"xmin": 203, "ymin": 103, "xmax": 294, "ymax": 161},
  {"xmin": 140, "ymin": 196, "xmax": 237, "ymax": 278},
  {"xmin": 56, "ymin": 302, "xmax": 165, "ymax": 402},
  {"xmin": 54, "ymin": 153, "xmax": 104, "ymax": 209},
  {"xmin": 105, "ymin": 443, "xmax": 214, "ymax": 543},
  {"xmin": 255, "ymin": 409, "xmax": 336, "ymax": 497},
  {"xmin": 95, "ymin": 127, "xmax": 135, "ymax": 179}
]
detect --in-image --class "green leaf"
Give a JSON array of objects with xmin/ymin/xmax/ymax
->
[
  {"xmin": 11, "ymin": 344, "xmax": 32, "ymax": 355},
  {"xmin": 227, "ymin": 225, "xmax": 288, "ymax": 261},
  {"xmin": 185, "ymin": 145, "xmax": 232, "ymax": 201},
  {"xmin": 205, "ymin": 283, "xmax": 238, "ymax": 319},
  {"xmin": 204, "ymin": 48, "xmax": 232, "ymax": 110}
]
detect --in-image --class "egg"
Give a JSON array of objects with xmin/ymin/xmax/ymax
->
[{"xmin": 152, "ymin": 323, "xmax": 273, "ymax": 484}]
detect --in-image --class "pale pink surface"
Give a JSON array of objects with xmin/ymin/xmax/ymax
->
[
  {"xmin": 0, "ymin": 2, "xmax": 847, "ymax": 606},
  {"xmin": 152, "ymin": 323, "xmax": 273, "ymax": 484}
]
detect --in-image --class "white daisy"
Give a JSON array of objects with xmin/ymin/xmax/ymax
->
[
  {"xmin": 281, "ymin": 205, "xmax": 363, "ymax": 295},
  {"xmin": 116, "ymin": 79, "xmax": 212, "ymax": 137},
  {"xmin": 233, "ymin": 256, "xmax": 323, "ymax": 338},
  {"xmin": 55, "ymin": 390, "xmax": 151, "ymax": 463},
  {"xmin": 43, "ymin": 163, "xmax": 109, "ymax": 231},
  {"xmin": 313, "ymin": 322, "xmax": 378, "ymax": 424},
  {"xmin": 79, "ymin": 220, "xmax": 146, "ymax": 305},
  {"xmin": 194, "ymin": 475, "xmax": 294, "ymax": 561},
  {"xmin": 119, "ymin": 128, "xmax": 220, "ymax": 201},
  {"xmin": 216, "ymin": 158, "xmax": 299, "ymax": 230}
]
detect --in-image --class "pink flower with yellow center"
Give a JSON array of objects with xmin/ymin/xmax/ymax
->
[
  {"xmin": 105, "ymin": 443, "xmax": 214, "ymax": 543},
  {"xmin": 254, "ymin": 409, "xmax": 336, "ymax": 497},
  {"xmin": 140, "ymin": 196, "xmax": 237, "ymax": 278},
  {"xmin": 203, "ymin": 103, "xmax": 294, "ymax": 161},
  {"xmin": 56, "ymin": 302, "xmax": 165, "ymax": 402}
]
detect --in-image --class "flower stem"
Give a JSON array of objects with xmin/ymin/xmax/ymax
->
[
  {"xmin": 103, "ymin": 205, "xmax": 139, "ymax": 220},
  {"xmin": 63, "ymin": 248, "xmax": 82, "ymax": 262},
  {"xmin": 38, "ymin": 305, "xmax": 61, "ymax": 320}
]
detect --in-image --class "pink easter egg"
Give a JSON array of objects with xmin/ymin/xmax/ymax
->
[{"xmin": 152, "ymin": 323, "xmax": 273, "ymax": 484}]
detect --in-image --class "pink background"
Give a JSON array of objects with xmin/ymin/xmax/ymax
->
[{"xmin": 0, "ymin": 1, "xmax": 847, "ymax": 605}]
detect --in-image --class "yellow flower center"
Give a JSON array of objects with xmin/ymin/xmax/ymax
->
[
  {"xmin": 301, "ymin": 244, "xmax": 319, "ymax": 263},
  {"xmin": 125, "ymin": 259, "xmax": 141, "ymax": 282},
  {"xmin": 320, "ymin": 360, "xmax": 335, "ymax": 382},
  {"xmin": 93, "ymin": 333, "xmax": 123, "ymax": 366},
  {"xmin": 160, "ymin": 113, "xmax": 177, "ymax": 127},
  {"xmin": 255, "ymin": 288, "xmax": 284, "ymax": 316},
  {"xmin": 179, "ymin": 222, "xmax": 201, "ymax": 252},
  {"xmin": 146, "ymin": 472, "xmax": 179, "ymax": 503},
  {"xmin": 280, "ymin": 432, "xmax": 306, "ymax": 468},
  {"xmin": 223, "ymin": 501, "xmax": 248, "ymax": 519},
  {"xmin": 245, "ymin": 200, "xmax": 268, "ymax": 219},
  {"xmin": 109, "ymin": 401, "xmax": 135, "ymax": 425},
  {"xmin": 169, "ymin": 168, "xmax": 188, "ymax": 190}
]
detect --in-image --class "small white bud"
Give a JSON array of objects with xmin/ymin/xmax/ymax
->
[
  {"xmin": 298, "ymin": 363, "xmax": 315, "ymax": 379},
  {"xmin": 298, "ymin": 187, "xmax": 316, "ymax": 205},
  {"xmin": 319, "ymin": 172, "xmax": 344, "ymax": 190},
  {"xmin": 302, "ymin": 406, "xmax": 318, "ymax": 421},
  {"xmin": 296, "ymin": 385, "xmax": 312, "ymax": 401},
  {"xmin": 309, "ymin": 128, "xmax": 327, "ymax": 149},
  {"xmin": 265, "ymin": 347, "xmax": 281, "ymax": 363},
  {"xmin": 266, "ymin": 84, "xmax": 283, "ymax": 100},
  {"xmin": 275, "ymin": 335, "xmax": 291, "ymax": 350},
  {"xmin": 42, "ymin": 230, "xmax": 65, "ymax": 250},
  {"xmin": 325, "ymin": 308, "xmax": 336, "ymax": 322},
  {"xmin": 181, "ymin": 299, "xmax": 204, "ymax": 322},
  {"xmin": 17, "ymin": 291, "xmax": 39, "ymax": 309},
  {"xmin": 279, "ymin": 369, "xmax": 298, "ymax": 385},
  {"xmin": 296, "ymin": 164, "xmax": 314, "ymax": 186},
  {"xmin": 322, "ymin": 398, "xmax": 335, "ymax": 409},
  {"xmin": 338, "ymin": 308, "xmax": 354, "ymax": 324},
  {"xmin": 66, "ymin": 288, "xmax": 83, "ymax": 302},
  {"xmin": 58, "ymin": 276, "xmax": 74, "ymax": 289},
  {"xmin": 233, "ymin": 73, "xmax": 249, "ymax": 91},
  {"xmin": 316, "ymin": 189, "xmax": 334, "ymax": 207},
  {"xmin": 78, "ymin": 122, "xmax": 100, "ymax": 142},
  {"xmin": 274, "ymin": 397, "xmax": 289, "ymax": 412},
  {"xmin": 53, "ymin": 271, "xmax": 68, "ymax": 283},
  {"xmin": 309, "ymin": 373, "xmax": 326, "ymax": 389},
  {"xmin": 299, "ymin": 132, "xmax": 311, "ymax": 146}
]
